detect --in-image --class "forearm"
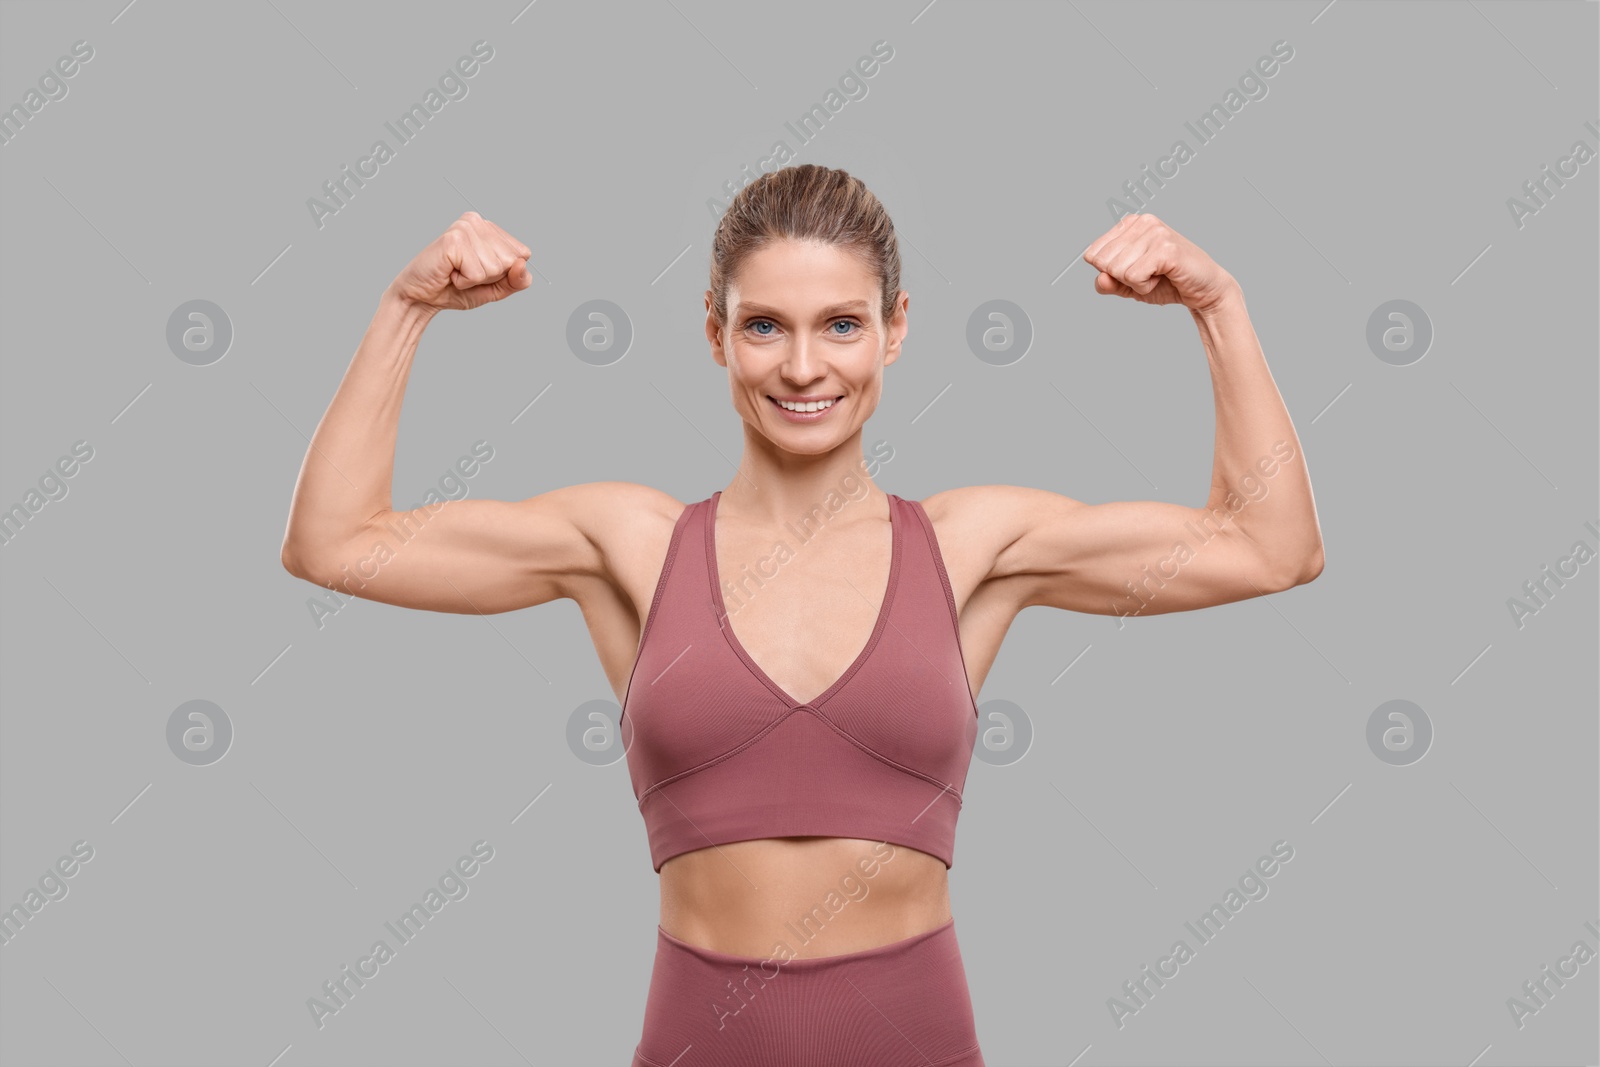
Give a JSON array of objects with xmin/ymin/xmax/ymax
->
[
  {"xmin": 1191, "ymin": 285, "xmax": 1323, "ymax": 579},
  {"xmin": 281, "ymin": 290, "xmax": 438, "ymax": 567}
]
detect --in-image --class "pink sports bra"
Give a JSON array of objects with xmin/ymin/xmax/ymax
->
[{"xmin": 620, "ymin": 491, "xmax": 980, "ymax": 873}]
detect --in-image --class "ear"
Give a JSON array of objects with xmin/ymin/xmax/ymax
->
[
  {"xmin": 705, "ymin": 291, "xmax": 728, "ymax": 368},
  {"xmin": 882, "ymin": 290, "xmax": 909, "ymax": 368}
]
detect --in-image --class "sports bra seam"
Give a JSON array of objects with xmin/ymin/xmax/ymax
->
[
  {"xmin": 636, "ymin": 704, "xmax": 966, "ymax": 807},
  {"xmin": 906, "ymin": 498, "xmax": 982, "ymax": 719},
  {"xmin": 619, "ymin": 498, "xmax": 697, "ymax": 723}
]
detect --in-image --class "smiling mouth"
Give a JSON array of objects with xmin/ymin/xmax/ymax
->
[{"xmin": 768, "ymin": 395, "xmax": 842, "ymax": 413}]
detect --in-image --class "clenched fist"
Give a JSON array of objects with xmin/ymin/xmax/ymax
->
[
  {"xmin": 1082, "ymin": 214, "xmax": 1237, "ymax": 312},
  {"xmin": 385, "ymin": 211, "xmax": 534, "ymax": 312}
]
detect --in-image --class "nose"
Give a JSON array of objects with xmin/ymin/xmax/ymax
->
[{"xmin": 782, "ymin": 334, "xmax": 825, "ymax": 387}]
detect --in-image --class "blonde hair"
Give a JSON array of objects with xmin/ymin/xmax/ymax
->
[{"xmin": 708, "ymin": 163, "xmax": 901, "ymax": 328}]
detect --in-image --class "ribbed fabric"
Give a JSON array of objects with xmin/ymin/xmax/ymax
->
[
  {"xmin": 620, "ymin": 492, "xmax": 981, "ymax": 873},
  {"xmin": 631, "ymin": 917, "xmax": 985, "ymax": 1067}
]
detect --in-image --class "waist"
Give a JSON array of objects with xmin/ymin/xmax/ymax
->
[{"xmin": 658, "ymin": 836, "xmax": 951, "ymax": 958}]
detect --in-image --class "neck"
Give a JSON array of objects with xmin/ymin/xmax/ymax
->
[{"xmin": 720, "ymin": 422, "xmax": 885, "ymax": 523}]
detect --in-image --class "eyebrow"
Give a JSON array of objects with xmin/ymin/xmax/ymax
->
[{"xmin": 735, "ymin": 300, "xmax": 871, "ymax": 319}]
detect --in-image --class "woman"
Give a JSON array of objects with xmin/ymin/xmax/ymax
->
[{"xmin": 281, "ymin": 164, "xmax": 1323, "ymax": 1066}]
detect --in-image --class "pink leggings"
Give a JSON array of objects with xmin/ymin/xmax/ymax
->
[{"xmin": 631, "ymin": 916, "xmax": 984, "ymax": 1066}]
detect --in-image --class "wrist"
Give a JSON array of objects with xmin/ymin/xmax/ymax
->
[
  {"xmin": 1188, "ymin": 276, "xmax": 1243, "ymax": 320},
  {"xmin": 378, "ymin": 287, "xmax": 440, "ymax": 329}
]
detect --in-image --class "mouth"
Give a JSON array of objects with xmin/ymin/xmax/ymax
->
[{"xmin": 767, "ymin": 394, "xmax": 843, "ymax": 422}]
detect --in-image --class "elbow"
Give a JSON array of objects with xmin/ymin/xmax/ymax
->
[
  {"xmin": 1276, "ymin": 545, "xmax": 1325, "ymax": 590},
  {"xmin": 280, "ymin": 537, "xmax": 324, "ymax": 583},
  {"xmin": 1257, "ymin": 544, "xmax": 1324, "ymax": 594}
]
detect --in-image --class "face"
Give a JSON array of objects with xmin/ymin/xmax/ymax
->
[{"xmin": 707, "ymin": 238, "xmax": 907, "ymax": 454}]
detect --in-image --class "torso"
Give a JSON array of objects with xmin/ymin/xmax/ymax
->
[{"xmin": 580, "ymin": 488, "xmax": 1020, "ymax": 958}]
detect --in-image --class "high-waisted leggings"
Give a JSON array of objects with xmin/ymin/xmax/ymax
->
[{"xmin": 631, "ymin": 916, "xmax": 984, "ymax": 1067}]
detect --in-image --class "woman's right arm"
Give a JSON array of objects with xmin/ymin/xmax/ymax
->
[{"xmin": 279, "ymin": 212, "xmax": 668, "ymax": 616}]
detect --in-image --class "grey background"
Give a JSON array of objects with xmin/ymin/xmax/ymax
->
[{"xmin": 2, "ymin": 0, "xmax": 1596, "ymax": 1064}]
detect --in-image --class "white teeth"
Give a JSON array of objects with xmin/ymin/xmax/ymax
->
[{"xmin": 775, "ymin": 397, "xmax": 835, "ymax": 413}]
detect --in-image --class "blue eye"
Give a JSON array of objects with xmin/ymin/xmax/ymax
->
[
  {"xmin": 832, "ymin": 320, "xmax": 859, "ymax": 335},
  {"xmin": 749, "ymin": 320, "xmax": 774, "ymax": 335}
]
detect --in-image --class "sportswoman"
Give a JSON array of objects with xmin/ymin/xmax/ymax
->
[{"xmin": 280, "ymin": 163, "xmax": 1324, "ymax": 1065}]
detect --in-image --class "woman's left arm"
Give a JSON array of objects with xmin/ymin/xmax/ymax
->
[{"xmin": 928, "ymin": 213, "xmax": 1324, "ymax": 618}]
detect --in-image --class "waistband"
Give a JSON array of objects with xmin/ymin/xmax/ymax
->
[{"xmin": 655, "ymin": 915, "xmax": 957, "ymax": 972}]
